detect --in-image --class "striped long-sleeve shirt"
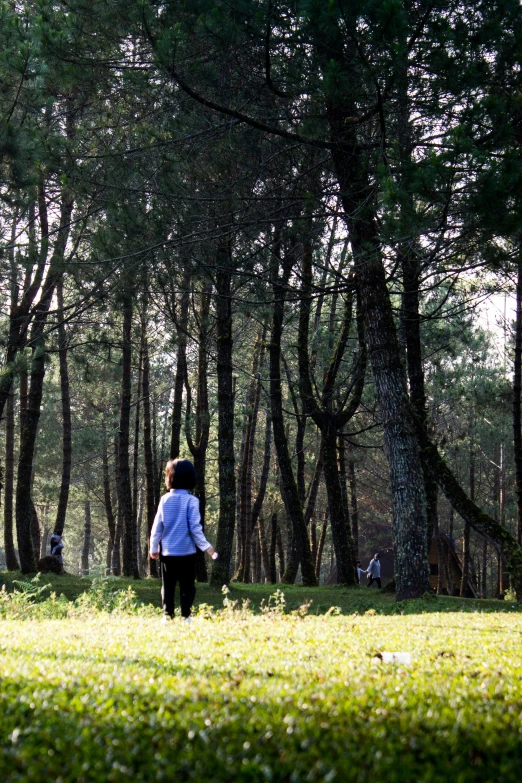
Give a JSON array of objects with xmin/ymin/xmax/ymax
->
[{"xmin": 150, "ymin": 489, "xmax": 211, "ymax": 556}]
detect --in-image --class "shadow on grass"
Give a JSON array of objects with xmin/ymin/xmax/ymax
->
[{"xmin": 0, "ymin": 666, "xmax": 521, "ymax": 783}]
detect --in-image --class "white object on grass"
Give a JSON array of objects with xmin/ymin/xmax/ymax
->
[{"xmin": 382, "ymin": 652, "xmax": 411, "ymax": 664}]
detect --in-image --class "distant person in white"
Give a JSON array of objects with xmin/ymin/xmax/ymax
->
[
  {"xmin": 366, "ymin": 553, "xmax": 381, "ymax": 589},
  {"xmin": 150, "ymin": 458, "xmax": 217, "ymax": 621},
  {"xmin": 356, "ymin": 560, "xmax": 367, "ymax": 584}
]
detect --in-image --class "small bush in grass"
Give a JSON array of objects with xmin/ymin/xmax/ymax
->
[
  {"xmin": 260, "ymin": 588, "xmax": 287, "ymax": 615},
  {"xmin": 74, "ymin": 577, "xmax": 142, "ymax": 614}
]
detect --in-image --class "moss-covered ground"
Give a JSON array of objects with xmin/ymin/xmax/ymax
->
[{"xmin": 1, "ymin": 573, "xmax": 521, "ymax": 782}]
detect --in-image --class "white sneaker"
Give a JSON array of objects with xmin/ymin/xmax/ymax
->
[
  {"xmin": 162, "ymin": 615, "xmax": 173, "ymax": 624},
  {"xmin": 183, "ymin": 617, "xmax": 193, "ymax": 624}
]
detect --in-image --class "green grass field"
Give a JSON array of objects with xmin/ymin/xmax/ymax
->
[
  {"xmin": 1, "ymin": 573, "xmax": 521, "ymax": 782},
  {"xmin": 1, "ymin": 570, "xmax": 520, "ymax": 615}
]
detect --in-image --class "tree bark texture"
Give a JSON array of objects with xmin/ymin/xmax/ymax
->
[
  {"xmin": 3, "ymin": 386, "xmax": 19, "ymax": 570},
  {"xmin": 31, "ymin": 503, "xmax": 41, "ymax": 561},
  {"xmin": 276, "ymin": 522, "xmax": 285, "ymax": 582},
  {"xmin": 348, "ymin": 453, "xmax": 359, "ymax": 560},
  {"xmin": 141, "ymin": 312, "xmax": 158, "ymax": 577},
  {"xmin": 309, "ymin": 10, "xmax": 430, "ymax": 600},
  {"xmin": 297, "ymin": 226, "xmax": 362, "ymax": 584},
  {"xmin": 401, "ymin": 246, "xmax": 440, "ymax": 550},
  {"xmin": 16, "ymin": 337, "xmax": 46, "ymax": 573},
  {"xmin": 170, "ymin": 271, "xmax": 190, "ymax": 459},
  {"xmin": 185, "ymin": 286, "xmax": 211, "ymax": 582},
  {"xmin": 102, "ymin": 428, "xmax": 116, "ymax": 576},
  {"xmin": 269, "ymin": 243, "xmax": 317, "ymax": 586},
  {"xmin": 269, "ymin": 512, "xmax": 278, "ymax": 583},
  {"xmin": 210, "ymin": 244, "xmax": 237, "ymax": 586},
  {"xmin": 258, "ymin": 516, "xmax": 270, "ymax": 583},
  {"xmin": 237, "ymin": 327, "xmax": 266, "ymax": 581},
  {"xmin": 514, "ymin": 254, "xmax": 522, "ymax": 546},
  {"xmin": 54, "ymin": 280, "xmax": 72, "ymax": 536},
  {"xmin": 460, "ymin": 430, "xmax": 475, "ymax": 596},
  {"xmin": 82, "ymin": 501, "xmax": 91, "ymax": 576},
  {"xmin": 315, "ymin": 510, "xmax": 329, "ymax": 582},
  {"xmin": 117, "ymin": 287, "xmax": 135, "ymax": 578},
  {"xmin": 131, "ymin": 341, "xmax": 143, "ymax": 579}
]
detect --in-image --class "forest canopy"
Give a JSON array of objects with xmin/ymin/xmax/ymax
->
[{"xmin": 1, "ymin": 0, "xmax": 522, "ymax": 601}]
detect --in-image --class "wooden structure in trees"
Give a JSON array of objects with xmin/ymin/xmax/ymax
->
[{"xmin": 428, "ymin": 536, "xmax": 477, "ymax": 597}]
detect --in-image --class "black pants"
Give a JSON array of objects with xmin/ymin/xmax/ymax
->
[
  {"xmin": 160, "ymin": 554, "xmax": 197, "ymax": 618},
  {"xmin": 368, "ymin": 576, "xmax": 381, "ymax": 589}
]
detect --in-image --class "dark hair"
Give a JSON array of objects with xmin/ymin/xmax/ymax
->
[{"xmin": 165, "ymin": 458, "xmax": 197, "ymax": 491}]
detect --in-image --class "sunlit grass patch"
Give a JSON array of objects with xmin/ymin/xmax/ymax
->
[{"xmin": 0, "ymin": 589, "xmax": 522, "ymax": 782}]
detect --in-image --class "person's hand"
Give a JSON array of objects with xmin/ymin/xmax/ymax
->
[
  {"xmin": 150, "ymin": 552, "xmax": 159, "ymax": 560},
  {"xmin": 206, "ymin": 546, "xmax": 217, "ymax": 559}
]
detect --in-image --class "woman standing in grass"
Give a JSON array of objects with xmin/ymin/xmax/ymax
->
[{"xmin": 150, "ymin": 459, "xmax": 217, "ymax": 622}]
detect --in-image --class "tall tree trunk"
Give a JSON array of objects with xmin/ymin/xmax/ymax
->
[
  {"xmin": 269, "ymin": 512, "xmax": 278, "ymax": 583},
  {"xmin": 141, "ymin": 309, "xmax": 157, "ymax": 578},
  {"xmin": 297, "ymin": 223, "xmax": 362, "ymax": 585},
  {"xmin": 54, "ymin": 280, "xmax": 72, "ymax": 536},
  {"xmin": 482, "ymin": 538, "xmax": 488, "ymax": 598},
  {"xmin": 315, "ymin": 510, "xmax": 329, "ymax": 582},
  {"xmin": 153, "ymin": 397, "xmax": 160, "ymax": 507},
  {"xmin": 112, "ymin": 514, "xmax": 123, "ymax": 577},
  {"xmin": 102, "ymin": 428, "xmax": 116, "ymax": 576},
  {"xmin": 16, "ymin": 339, "xmax": 45, "ymax": 573},
  {"xmin": 235, "ymin": 417, "xmax": 248, "ymax": 572},
  {"xmin": 348, "ymin": 451, "xmax": 359, "ymax": 560},
  {"xmin": 31, "ymin": 504, "xmax": 40, "ymax": 564},
  {"xmin": 15, "ymin": 183, "xmax": 73, "ymax": 574},
  {"xmin": 239, "ymin": 407, "xmax": 273, "ymax": 581},
  {"xmin": 269, "ymin": 239, "xmax": 317, "ymax": 586},
  {"xmin": 258, "ymin": 515, "xmax": 270, "ymax": 583},
  {"xmin": 170, "ymin": 271, "xmax": 190, "ymax": 459},
  {"xmin": 236, "ymin": 328, "xmax": 264, "ymax": 580},
  {"xmin": 305, "ymin": 440, "xmax": 323, "ymax": 531},
  {"xmin": 435, "ymin": 517, "xmax": 445, "ymax": 595},
  {"xmin": 461, "ymin": 427, "xmax": 475, "ymax": 596},
  {"xmin": 82, "ymin": 501, "xmax": 91, "ymax": 576},
  {"xmin": 514, "ymin": 254, "xmax": 522, "ymax": 546},
  {"xmin": 276, "ymin": 522, "xmax": 285, "ymax": 582},
  {"xmin": 306, "ymin": 442, "xmax": 324, "ymax": 565},
  {"xmin": 210, "ymin": 243, "xmax": 237, "ymax": 586},
  {"xmin": 186, "ymin": 286, "xmax": 212, "ymax": 582},
  {"xmin": 310, "ymin": 13, "xmax": 430, "ymax": 600},
  {"xmin": 322, "ymin": 427, "xmax": 354, "ymax": 584},
  {"xmin": 3, "ymin": 385, "xmax": 18, "ymax": 570},
  {"xmin": 131, "ymin": 342, "xmax": 143, "ymax": 579},
  {"xmin": 401, "ymin": 247, "xmax": 440, "ymax": 551},
  {"xmin": 111, "ymin": 436, "xmax": 123, "ymax": 577},
  {"xmin": 282, "ymin": 355, "xmax": 307, "ymax": 507},
  {"xmin": 251, "ymin": 526, "xmax": 261, "ymax": 583},
  {"xmin": 117, "ymin": 287, "xmax": 135, "ymax": 578},
  {"xmin": 40, "ymin": 514, "xmax": 49, "ymax": 560}
]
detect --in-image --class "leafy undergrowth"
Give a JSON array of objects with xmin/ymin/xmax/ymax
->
[
  {"xmin": 0, "ymin": 581, "xmax": 522, "ymax": 782},
  {"xmin": 1, "ymin": 570, "xmax": 520, "ymax": 615}
]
